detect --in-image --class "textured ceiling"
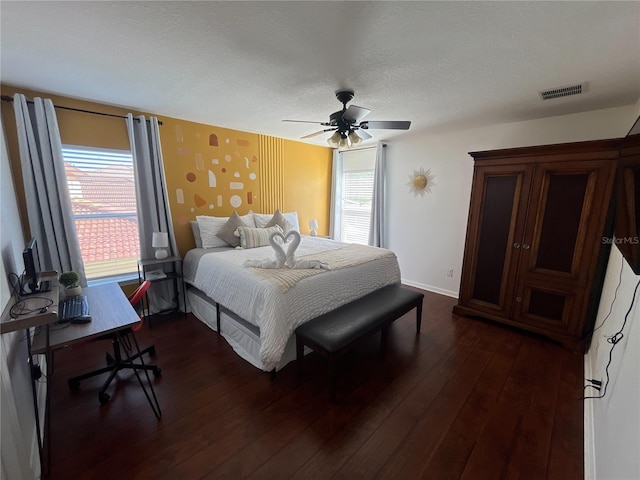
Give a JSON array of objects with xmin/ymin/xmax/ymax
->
[{"xmin": 1, "ymin": 1, "xmax": 639, "ymax": 146}]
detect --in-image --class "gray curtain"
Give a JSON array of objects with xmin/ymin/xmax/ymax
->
[
  {"xmin": 13, "ymin": 94, "xmax": 87, "ymax": 286},
  {"xmin": 368, "ymin": 143, "xmax": 386, "ymax": 247},
  {"xmin": 126, "ymin": 114, "xmax": 183, "ymax": 312},
  {"xmin": 329, "ymin": 149, "xmax": 342, "ymax": 241}
]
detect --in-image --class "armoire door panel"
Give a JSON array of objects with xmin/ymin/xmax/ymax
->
[
  {"xmin": 534, "ymin": 172, "xmax": 590, "ymax": 273},
  {"xmin": 460, "ymin": 165, "xmax": 531, "ymax": 317},
  {"xmin": 514, "ymin": 284, "xmax": 581, "ymax": 334},
  {"xmin": 521, "ymin": 161, "xmax": 613, "ymax": 285}
]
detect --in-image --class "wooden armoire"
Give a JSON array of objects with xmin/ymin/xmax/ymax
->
[{"xmin": 453, "ymin": 139, "xmax": 622, "ymax": 351}]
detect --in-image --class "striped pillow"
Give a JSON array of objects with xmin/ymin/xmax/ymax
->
[{"xmin": 237, "ymin": 225, "xmax": 283, "ymax": 249}]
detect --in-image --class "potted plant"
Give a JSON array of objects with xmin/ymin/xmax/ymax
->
[{"xmin": 59, "ymin": 271, "xmax": 81, "ymax": 297}]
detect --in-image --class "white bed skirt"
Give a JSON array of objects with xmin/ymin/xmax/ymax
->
[{"xmin": 187, "ymin": 287, "xmax": 305, "ymax": 372}]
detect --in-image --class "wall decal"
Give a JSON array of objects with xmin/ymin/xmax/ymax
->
[
  {"xmin": 195, "ymin": 153, "xmax": 204, "ymax": 170},
  {"xmin": 225, "ymin": 154, "xmax": 232, "ymax": 162},
  {"xmin": 195, "ymin": 132, "xmax": 201, "ymax": 139},
  {"xmin": 249, "ymin": 172, "xmax": 257, "ymax": 180},
  {"xmin": 407, "ymin": 166, "xmax": 436, "ymax": 198},
  {"xmin": 209, "ymin": 134, "xmax": 218, "ymax": 146},
  {"xmin": 234, "ymin": 172, "xmax": 240, "ymax": 178},
  {"xmin": 252, "ymin": 156, "xmax": 258, "ymax": 163},
  {"xmin": 212, "ymin": 158, "xmax": 219, "ymax": 164},
  {"xmin": 247, "ymin": 191, "xmax": 253, "ymax": 205},
  {"xmin": 194, "ymin": 194, "xmax": 206, "ymax": 207},
  {"xmin": 225, "ymin": 138, "xmax": 230, "ymax": 144},
  {"xmin": 177, "ymin": 147, "xmax": 190, "ymax": 155},
  {"xmin": 245, "ymin": 157, "xmax": 250, "ymax": 168},
  {"xmin": 175, "ymin": 125, "xmax": 184, "ymax": 143},
  {"xmin": 235, "ymin": 150, "xmax": 242, "ymax": 158},
  {"xmin": 222, "ymin": 168, "xmax": 227, "ymax": 173},
  {"xmin": 230, "ymin": 194, "xmax": 242, "ymax": 208},
  {"xmin": 217, "ymin": 195, "xmax": 222, "ymax": 207},
  {"xmin": 237, "ymin": 139, "xmax": 250, "ymax": 147},
  {"xmin": 209, "ymin": 204, "xmax": 214, "ymax": 209},
  {"xmin": 230, "ymin": 182, "xmax": 244, "ymax": 190},
  {"xmin": 186, "ymin": 172, "xmax": 196, "ymax": 182},
  {"xmin": 176, "ymin": 188, "xmax": 184, "ymax": 204},
  {"xmin": 208, "ymin": 170, "xmax": 217, "ymax": 187},
  {"xmin": 178, "ymin": 214, "xmax": 189, "ymax": 225}
]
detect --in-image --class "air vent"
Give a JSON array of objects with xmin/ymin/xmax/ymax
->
[{"xmin": 539, "ymin": 84, "xmax": 583, "ymax": 100}]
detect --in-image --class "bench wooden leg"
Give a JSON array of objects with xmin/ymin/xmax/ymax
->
[
  {"xmin": 416, "ymin": 300, "xmax": 422, "ymax": 333},
  {"xmin": 215, "ymin": 303, "xmax": 221, "ymax": 334},
  {"xmin": 329, "ymin": 355, "xmax": 337, "ymax": 402},
  {"xmin": 296, "ymin": 336, "xmax": 304, "ymax": 379},
  {"xmin": 380, "ymin": 326, "xmax": 389, "ymax": 357}
]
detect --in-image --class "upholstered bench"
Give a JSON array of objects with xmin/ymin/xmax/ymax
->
[{"xmin": 295, "ymin": 284, "xmax": 424, "ymax": 401}]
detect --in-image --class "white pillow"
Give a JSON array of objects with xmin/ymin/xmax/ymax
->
[
  {"xmin": 196, "ymin": 216, "xmax": 229, "ymax": 248},
  {"xmin": 254, "ymin": 211, "xmax": 300, "ymax": 232},
  {"xmin": 196, "ymin": 212, "xmax": 256, "ymax": 249}
]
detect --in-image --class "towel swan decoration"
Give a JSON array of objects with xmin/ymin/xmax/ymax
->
[{"xmin": 243, "ymin": 230, "xmax": 328, "ymax": 270}]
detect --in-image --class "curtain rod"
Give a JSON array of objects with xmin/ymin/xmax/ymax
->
[
  {"xmin": 0, "ymin": 95, "xmax": 163, "ymax": 125},
  {"xmin": 339, "ymin": 143, "xmax": 387, "ymax": 152}
]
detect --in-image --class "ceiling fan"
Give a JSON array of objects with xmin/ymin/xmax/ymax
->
[{"xmin": 283, "ymin": 90, "xmax": 411, "ymax": 148}]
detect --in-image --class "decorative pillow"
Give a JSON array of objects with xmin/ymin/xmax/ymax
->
[
  {"xmin": 190, "ymin": 221, "xmax": 203, "ymax": 248},
  {"xmin": 237, "ymin": 225, "xmax": 283, "ymax": 249},
  {"xmin": 196, "ymin": 216, "xmax": 231, "ymax": 248},
  {"xmin": 215, "ymin": 212, "xmax": 247, "ymax": 247},
  {"xmin": 264, "ymin": 209, "xmax": 292, "ymax": 233}
]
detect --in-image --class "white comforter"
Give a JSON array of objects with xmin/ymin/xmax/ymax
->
[{"xmin": 188, "ymin": 236, "xmax": 401, "ymax": 371}]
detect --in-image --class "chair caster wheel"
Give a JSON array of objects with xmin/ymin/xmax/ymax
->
[
  {"xmin": 106, "ymin": 353, "xmax": 115, "ymax": 365},
  {"xmin": 98, "ymin": 392, "xmax": 110, "ymax": 404},
  {"xmin": 153, "ymin": 367, "xmax": 162, "ymax": 377},
  {"xmin": 68, "ymin": 380, "xmax": 80, "ymax": 391}
]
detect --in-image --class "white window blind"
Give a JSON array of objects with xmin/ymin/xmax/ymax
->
[
  {"xmin": 62, "ymin": 146, "xmax": 140, "ymax": 280},
  {"xmin": 338, "ymin": 149, "xmax": 376, "ymax": 245}
]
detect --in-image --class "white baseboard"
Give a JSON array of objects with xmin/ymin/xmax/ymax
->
[
  {"xmin": 584, "ymin": 355, "xmax": 596, "ymax": 480},
  {"xmin": 401, "ymin": 278, "xmax": 459, "ymax": 299}
]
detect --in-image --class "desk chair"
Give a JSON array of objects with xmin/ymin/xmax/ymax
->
[{"xmin": 68, "ymin": 281, "xmax": 162, "ymax": 417}]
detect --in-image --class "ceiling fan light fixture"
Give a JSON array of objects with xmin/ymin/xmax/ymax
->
[
  {"xmin": 327, "ymin": 131, "xmax": 341, "ymax": 148},
  {"xmin": 348, "ymin": 130, "xmax": 362, "ymax": 146},
  {"xmin": 338, "ymin": 134, "xmax": 349, "ymax": 149}
]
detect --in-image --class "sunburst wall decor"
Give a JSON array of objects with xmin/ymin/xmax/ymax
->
[{"xmin": 407, "ymin": 167, "xmax": 436, "ymax": 198}]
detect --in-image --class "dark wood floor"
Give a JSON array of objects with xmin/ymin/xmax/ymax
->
[{"xmin": 45, "ymin": 289, "xmax": 583, "ymax": 479}]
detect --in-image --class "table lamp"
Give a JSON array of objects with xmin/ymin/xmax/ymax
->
[
  {"xmin": 309, "ymin": 219, "xmax": 318, "ymax": 237},
  {"xmin": 152, "ymin": 232, "xmax": 169, "ymax": 260}
]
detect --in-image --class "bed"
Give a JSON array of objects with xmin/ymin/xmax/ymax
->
[{"xmin": 183, "ymin": 213, "xmax": 401, "ymax": 372}]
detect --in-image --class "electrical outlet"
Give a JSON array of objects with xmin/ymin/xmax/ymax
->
[{"xmin": 446, "ymin": 268, "xmax": 453, "ymax": 278}]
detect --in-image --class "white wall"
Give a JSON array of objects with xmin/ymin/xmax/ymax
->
[
  {"xmin": 1, "ymin": 117, "xmax": 39, "ymax": 478},
  {"xmin": 586, "ymin": 248, "xmax": 640, "ymax": 480},
  {"xmin": 386, "ymin": 104, "xmax": 639, "ymax": 296}
]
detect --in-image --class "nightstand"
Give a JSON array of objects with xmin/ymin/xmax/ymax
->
[{"xmin": 137, "ymin": 256, "xmax": 185, "ymax": 326}]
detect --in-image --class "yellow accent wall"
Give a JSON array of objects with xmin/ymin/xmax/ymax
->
[
  {"xmin": 0, "ymin": 84, "xmax": 333, "ymax": 257},
  {"xmin": 283, "ymin": 141, "xmax": 332, "ymax": 237}
]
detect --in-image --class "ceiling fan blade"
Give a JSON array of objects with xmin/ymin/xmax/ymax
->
[
  {"xmin": 342, "ymin": 105, "xmax": 371, "ymax": 124},
  {"xmin": 282, "ymin": 119, "xmax": 327, "ymax": 125},
  {"xmin": 360, "ymin": 120, "xmax": 411, "ymax": 130},
  {"xmin": 354, "ymin": 129, "xmax": 372, "ymax": 140},
  {"xmin": 301, "ymin": 128, "xmax": 336, "ymax": 139}
]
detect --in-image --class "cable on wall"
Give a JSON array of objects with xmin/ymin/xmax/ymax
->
[{"xmin": 583, "ymin": 277, "xmax": 640, "ymax": 400}]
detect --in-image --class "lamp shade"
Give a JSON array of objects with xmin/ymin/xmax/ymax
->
[
  {"xmin": 327, "ymin": 131, "xmax": 341, "ymax": 148},
  {"xmin": 152, "ymin": 232, "xmax": 169, "ymax": 248},
  {"xmin": 348, "ymin": 130, "xmax": 362, "ymax": 146}
]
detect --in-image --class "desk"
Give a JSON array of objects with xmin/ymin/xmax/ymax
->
[
  {"xmin": 32, "ymin": 282, "xmax": 162, "ymax": 417},
  {"xmin": 32, "ymin": 283, "xmax": 140, "ymax": 353}
]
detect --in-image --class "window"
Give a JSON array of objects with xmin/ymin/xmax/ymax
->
[
  {"xmin": 62, "ymin": 146, "xmax": 140, "ymax": 281},
  {"xmin": 336, "ymin": 149, "xmax": 376, "ymax": 245}
]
